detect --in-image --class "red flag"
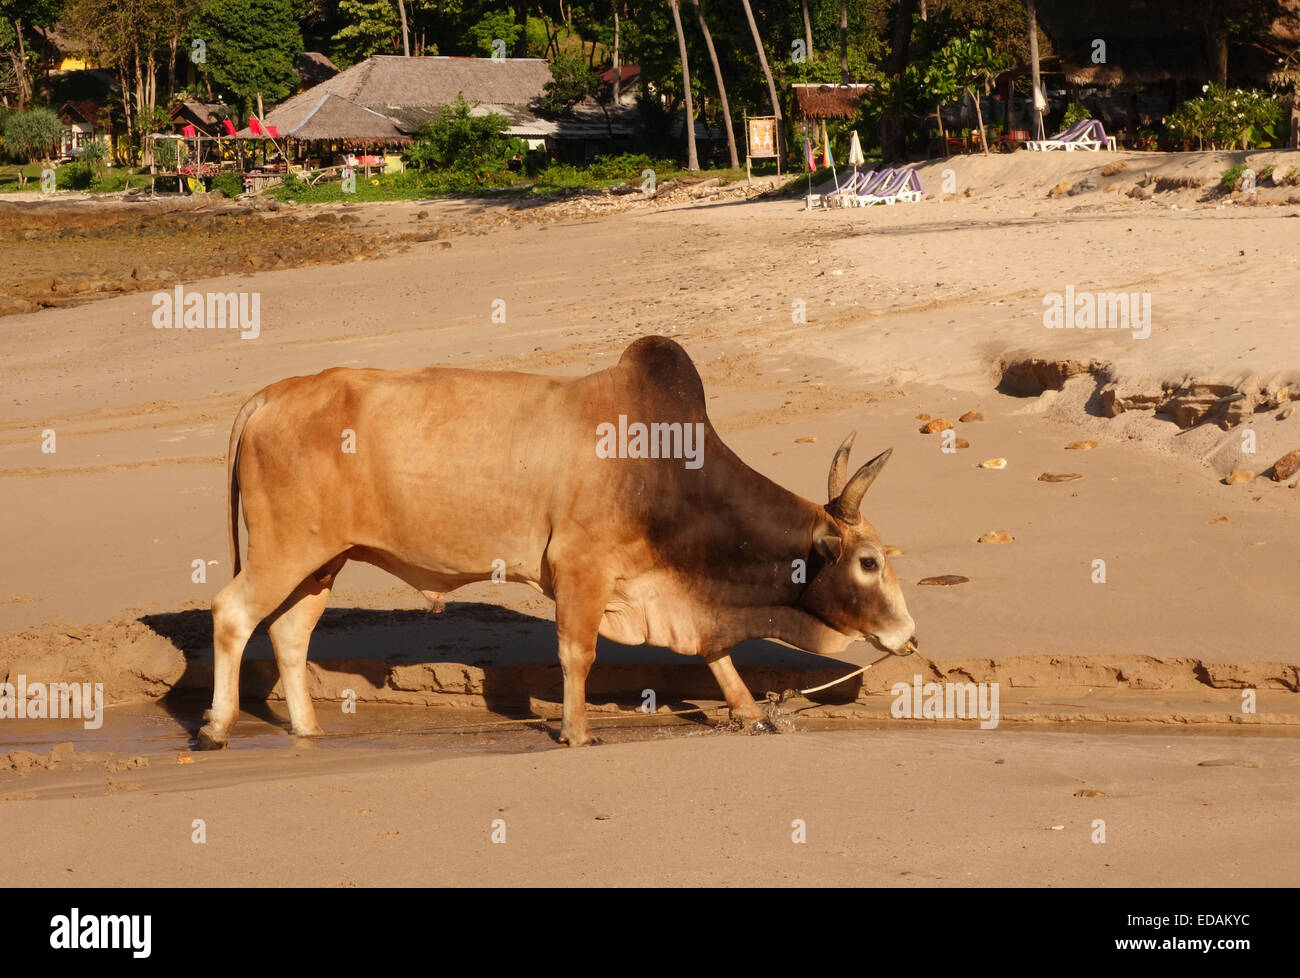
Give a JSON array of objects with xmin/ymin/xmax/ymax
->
[
  {"xmin": 222, "ymin": 118, "xmax": 237, "ymax": 136},
  {"xmin": 249, "ymin": 116, "xmax": 264, "ymax": 136}
]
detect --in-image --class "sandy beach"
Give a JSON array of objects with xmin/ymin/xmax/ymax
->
[{"xmin": 3, "ymin": 148, "xmax": 1299, "ymax": 886}]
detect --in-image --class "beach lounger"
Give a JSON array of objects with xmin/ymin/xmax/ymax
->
[
  {"xmin": 821, "ymin": 170, "xmax": 869, "ymax": 207},
  {"xmin": 1023, "ymin": 119, "xmax": 1112, "ymax": 152},
  {"xmin": 843, "ymin": 167, "xmax": 897, "ymax": 206},
  {"xmin": 858, "ymin": 168, "xmax": 923, "ymax": 206}
]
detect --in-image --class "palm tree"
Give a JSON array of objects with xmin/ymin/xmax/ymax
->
[
  {"xmin": 669, "ymin": 0, "xmax": 700, "ymax": 170},
  {"xmin": 740, "ymin": 0, "xmax": 783, "ymax": 166},
  {"xmin": 694, "ymin": 0, "xmax": 738, "ymax": 168},
  {"xmin": 840, "ymin": 0, "xmax": 849, "ymax": 83}
]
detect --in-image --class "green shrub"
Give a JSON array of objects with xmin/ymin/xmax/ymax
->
[
  {"xmin": 1060, "ymin": 102, "xmax": 1091, "ymax": 130},
  {"xmin": 1167, "ymin": 85, "xmax": 1287, "ymax": 150},
  {"xmin": 404, "ymin": 95, "xmax": 523, "ymax": 178},
  {"xmin": 212, "ymin": 171, "xmax": 245, "ymax": 197},
  {"xmin": 585, "ymin": 153, "xmax": 674, "ymax": 181},
  {"xmin": 79, "ymin": 137, "xmax": 108, "ymax": 180},
  {"xmin": 56, "ymin": 162, "xmax": 94, "ymax": 190}
]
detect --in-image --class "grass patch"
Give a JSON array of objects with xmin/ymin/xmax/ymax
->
[
  {"xmin": 1220, "ymin": 164, "xmax": 1246, "ymax": 191},
  {"xmin": 0, "ymin": 162, "xmax": 140, "ymax": 194},
  {"xmin": 269, "ymin": 155, "xmax": 736, "ymax": 205}
]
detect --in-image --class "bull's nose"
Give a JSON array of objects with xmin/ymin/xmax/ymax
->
[{"xmin": 899, "ymin": 635, "xmax": 918, "ymax": 655}]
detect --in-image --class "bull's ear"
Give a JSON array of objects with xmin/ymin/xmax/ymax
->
[{"xmin": 812, "ymin": 523, "xmax": 842, "ymax": 564}]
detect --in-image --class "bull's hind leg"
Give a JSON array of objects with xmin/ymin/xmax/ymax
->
[
  {"xmin": 198, "ymin": 559, "xmax": 331, "ymax": 750},
  {"xmin": 266, "ymin": 557, "xmax": 346, "ymax": 737}
]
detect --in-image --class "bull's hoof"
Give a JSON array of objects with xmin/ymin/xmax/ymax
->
[
  {"xmin": 559, "ymin": 729, "xmax": 602, "ymax": 747},
  {"xmin": 195, "ymin": 725, "xmax": 228, "ymax": 751},
  {"xmin": 290, "ymin": 724, "xmax": 325, "ymax": 738}
]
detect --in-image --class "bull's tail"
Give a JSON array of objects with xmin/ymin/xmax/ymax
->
[{"xmin": 226, "ymin": 393, "xmax": 267, "ymax": 578}]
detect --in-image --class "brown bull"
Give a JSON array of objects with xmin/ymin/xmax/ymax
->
[{"xmin": 199, "ymin": 336, "xmax": 915, "ymax": 749}]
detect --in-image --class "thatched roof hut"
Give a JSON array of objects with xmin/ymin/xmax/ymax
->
[
  {"xmin": 271, "ymin": 93, "xmax": 410, "ymax": 143},
  {"xmin": 791, "ymin": 84, "xmax": 875, "ymax": 121},
  {"xmin": 246, "ymin": 55, "xmax": 555, "ymax": 143}
]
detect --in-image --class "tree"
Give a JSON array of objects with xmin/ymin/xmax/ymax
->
[
  {"xmin": 397, "ymin": 0, "xmax": 410, "ymax": 56},
  {"xmin": 839, "ymin": 0, "xmax": 848, "ymax": 84},
  {"xmin": 739, "ymin": 0, "xmax": 782, "ymax": 164},
  {"xmin": 0, "ymin": 0, "xmax": 63, "ymax": 111},
  {"xmin": 669, "ymin": 0, "xmax": 698, "ymax": 170},
  {"xmin": 926, "ymin": 31, "xmax": 1011, "ymax": 156},
  {"xmin": 3, "ymin": 106, "xmax": 62, "ymax": 186},
  {"xmin": 63, "ymin": 0, "xmax": 171, "ymax": 154},
  {"xmin": 192, "ymin": 0, "xmax": 303, "ymax": 113},
  {"xmin": 468, "ymin": 10, "xmax": 523, "ymax": 57},
  {"xmin": 157, "ymin": 0, "xmax": 204, "ymax": 99},
  {"xmin": 332, "ymin": 0, "xmax": 398, "ymax": 66},
  {"xmin": 693, "ymin": 0, "xmax": 737, "ymax": 168},
  {"xmin": 541, "ymin": 47, "xmax": 598, "ymax": 116}
]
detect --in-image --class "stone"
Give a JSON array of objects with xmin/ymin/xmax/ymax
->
[
  {"xmin": 1047, "ymin": 180, "xmax": 1071, "ymax": 198},
  {"xmin": 1270, "ymin": 450, "xmax": 1300, "ymax": 482},
  {"xmin": 916, "ymin": 413, "xmax": 931, "ymax": 421},
  {"xmin": 7, "ymin": 750, "xmax": 41, "ymax": 774},
  {"xmin": 978, "ymin": 458, "xmax": 1006, "ymax": 469},
  {"xmin": 959, "ymin": 411, "xmax": 983, "ymax": 422},
  {"xmin": 1223, "ymin": 469, "xmax": 1254, "ymax": 485},
  {"xmin": 920, "ymin": 419, "xmax": 953, "ymax": 434},
  {"xmin": 1073, "ymin": 789, "xmax": 1109, "ymax": 798},
  {"xmin": 794, "ymin": 436, "xmax": 817, "ymax": 443},
  {"xmin": 1038, "ymin": 472, "xmax": 1083, "ymax": 482},
  {"xmin": 978, "ymin": 531, "xmax": 1014, "ymax": 544},
  {"xmin": 954, "ymin": 438, "xmax": 970, "ymax": 449},
  {"xmin": 1065, "ymin": 440, "xmax": 1098, "ymax": 450},
  {"xmin": 918, "ymin": 575, "xmax": 969, "ymax": 586},
  {"xmin": 884, "ymin": 545, "xmax": 904, "ymax": 556},
  {"xmin": 1209, "ymin": 516, "xmax": 1230, "ymax": 524}
]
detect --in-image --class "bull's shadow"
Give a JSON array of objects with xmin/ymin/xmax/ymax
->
[{"xmin": 143, "ymin": 601, "xmax": 869, "ymax": 745}]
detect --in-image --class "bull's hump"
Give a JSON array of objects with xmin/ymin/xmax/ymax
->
[{"xmin": 617, "ymin": 336, "xmax": 706, "ymax": 409}]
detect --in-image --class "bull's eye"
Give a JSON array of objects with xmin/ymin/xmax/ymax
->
[{"xmin": 859, "ymin": 556, "xmax": 879, "ymax": 572}]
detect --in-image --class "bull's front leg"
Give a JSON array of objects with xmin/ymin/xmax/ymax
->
[{"xmin": 702, "ymin": 648, "xmax": 778, "ymax": 734}]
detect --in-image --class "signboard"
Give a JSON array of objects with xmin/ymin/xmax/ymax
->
[{"xmin": 747, "ymin": 117, "xmax": 777, "ymax": 158}]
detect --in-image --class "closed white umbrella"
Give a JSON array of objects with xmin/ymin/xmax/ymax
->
[{"xmin": 848, "ymin": 129, "xmax": 865, "ymax": 168}]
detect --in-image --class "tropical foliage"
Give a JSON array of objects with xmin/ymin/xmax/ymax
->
[{"xmin": 1166, "ymin": 85, "xmax": 1287, "ymax": 150}]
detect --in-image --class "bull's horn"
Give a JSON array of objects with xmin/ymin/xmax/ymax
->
[
  {"xmin": 827, "ymin": 430, "xmax": 857, "ymax": 501},
  {"xmin": 829, "ymin": 447, "xmax": 892, "ymax": 523}
]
